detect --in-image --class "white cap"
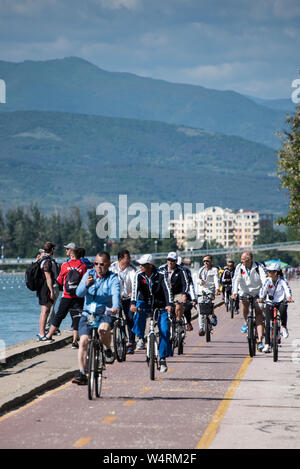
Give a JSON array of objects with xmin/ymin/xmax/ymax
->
[
  {"xmin": 137, "ymin": 254, "xmax": 153, "ymax": 265},
  {"xmin": 167, "ymin": 251, "xmax": 178, "ymax": 261},
  {"xmin": 267, "ymin": 262, "xmax": 281, "ymax": 271},
  {"xmin": 64, "ymin": 242, "xmax": 77, "ymax": 249}
]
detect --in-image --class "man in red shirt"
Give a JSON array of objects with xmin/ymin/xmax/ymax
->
[{"xmin": 43, "ymin": 246, "xmax": 87, "ymax": 345}]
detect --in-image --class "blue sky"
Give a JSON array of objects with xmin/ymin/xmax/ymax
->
[{"xmin": 0, "ymin": 0, "xmax": 299, "ymax": 98}]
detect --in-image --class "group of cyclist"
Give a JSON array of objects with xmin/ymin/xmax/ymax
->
[{"xmin": 65, "ymin": 247, "xmax": 294, "ymax": 386}]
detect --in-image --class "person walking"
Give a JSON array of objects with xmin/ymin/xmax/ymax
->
[
  {"xmin": 43, "ymin": 246, "xmax": 87, "ymax": 345},
  {"xmin": 36, "ymin": 242, "xmax": 58, "ymax": 341}
]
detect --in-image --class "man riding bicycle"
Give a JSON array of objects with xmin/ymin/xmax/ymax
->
[
  {"xmin": 197, "ymin": 255, "xmax": 220, "ymax": 336},
  {"xmin": 72, "ymin": 251, "xmax": 120, "ymax": 385},
  {"xmin": 232, "ymin": 251, "xmax": 267, "ymax": 351},
  {"xmin": 130, "ymin": 254, "xmax": 174, "ymax": 373},
  {"xmin": 220, "ymin": 259, "xmax": 239, "ymax": 313},
  {"xmin": 159, "ymin": 252, "xmax": 190, "ymax": 322}
]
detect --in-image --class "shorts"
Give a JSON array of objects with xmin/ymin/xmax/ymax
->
[
  {"xmin": 37, "ymin": 282, "xmax": 52, "ymax": 306},
  {"xmin": 174, "ymin": 293, "xmax": 185, "ymax": 303},
  {"xmin": 78, "ymin": 313, "xmax": 116, "ymax": 337}
]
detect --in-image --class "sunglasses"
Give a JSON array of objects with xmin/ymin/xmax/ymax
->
[
  {"xmin": 203, "ymin": 259, "xmax": 211, "ymax": 263},
  {"xmin": 94, "ymin": 262, "xmax": 105, "ymax": 266}
]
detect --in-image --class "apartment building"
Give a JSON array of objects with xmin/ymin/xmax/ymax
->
[{"xmin": 170, "ymin": 206, "xmax": 260, "ymax": 250}]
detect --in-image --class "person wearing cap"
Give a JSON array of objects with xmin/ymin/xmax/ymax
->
[
  {"xmin": 64, "ymin": 242, "xmax": 77, "ymax": 260},
  {"xmin": 232, "ymin": 251, "xmax": 267, "ymax": 351},
  {"xmin": 36, "ymin": 242, "xmax": 59, "ymax": 341},
  {"xmin": 159, "ymin": 252, "xmax": 190, "ymax": 323},
  {"xmin": 43, "ymin": 246, "xmax": 87, "ymax": 346},
  {"xmin": 111, "ymin": 249, "xmax": 137, "ymax": 354},
  {"xmin": 130, "ymin": 254, "xmax": 174, "ymax": 372},
  {"xmin": 197, "ymin": 255, "xmax": 220, "ymax": 335},
  {"xmin": 177, "ymin": 256, "xmax": 197, "ymax": 331},
  {"xmin": 258, "ymin": 262, "xmax": 293, "ymax": 353}
]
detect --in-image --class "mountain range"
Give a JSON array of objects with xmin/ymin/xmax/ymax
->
[
  {"xmin": 0, "ymin": 110, "xmax": 288, "ymax": 215},
  {"xmin": 0, "ymin": 57, "xmax": 290, "ymax": 149},
  {"xmin": 0, "ymin": 56, "xmax": 291, "ymax": 217}
]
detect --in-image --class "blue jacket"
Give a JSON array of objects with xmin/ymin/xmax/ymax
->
[{"xmin": 76, "ymin": 269, "xmax": 120, "ymax": 314}]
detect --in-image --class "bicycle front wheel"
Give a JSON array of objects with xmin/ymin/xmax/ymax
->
[
  {"xmin": 205, "ymin": 316, "xmax": 211, "ymax": 342},
  {"xmin": 87, "ymin": 341, "xmax": 96, "ymax": 400},
  {"xmin": 272, "ymin": 322, "xmax": 279, "ymax": 362},
  {"xmin": 149, "ymin": 333, "xmax": 156, "ymax": 381},
  {"xmin": 177, "ymin": 324, "xmax": 184, "ymax": 355},
  {"xmin": 247, "ymin": 317, "xmax": 255, "ymax": 357}
]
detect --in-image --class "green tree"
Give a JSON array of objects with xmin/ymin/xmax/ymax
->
[{"xmin": 277, "ymin": 105, "xmax": 300, "ymax": 227}]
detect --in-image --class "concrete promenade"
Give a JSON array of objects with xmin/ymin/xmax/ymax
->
[{"xmin": 0, "ymin": 279, "xmax": 299, "ymax": 449}]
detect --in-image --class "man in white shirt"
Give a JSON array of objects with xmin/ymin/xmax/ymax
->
[
  {"xmin": 232, "ymin": 251, "xmax": 267, "ymax": 351},
  {"xmin": 197, "ymin": 255, "xmax": 220, "ymax": 335},
  {"xmin": 111, "ymin": 249, "xmax": 136, "ymax": 354}
]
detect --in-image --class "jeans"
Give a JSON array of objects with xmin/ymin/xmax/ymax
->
[{"xmin": 132, "ymin": 300, "xmax": 172, "ymax": 359}]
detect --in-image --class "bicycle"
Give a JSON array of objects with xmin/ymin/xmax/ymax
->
[
  {"xmin": 169, "ymin": 310, "xmax": 186, "ymax": 355},
  {"xmin": 86, "ymin": 313, "xmax": 106, "ymax": 400},
  {"xmin": 241, "ymin": 295, "xmax": 257, "ymax": 357},
  {"xmin": 145, "ymin": 307, "xmax": 160, "ymax": 381},
  {"xmin": 113, "ymin": 309, "xmax": 127, "ymax": 362},
  {"xmin": 265, "ymin": 301, "xmax": 281, "ymax": 363},
  {"xmin": 197, "ymin": 292, "xmax": 214, "ymax": 342}
]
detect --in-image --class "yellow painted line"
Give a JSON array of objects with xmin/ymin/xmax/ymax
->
[
  {"xmin": 123, "ymin": 400, "xmax": 136, "ymax": 407},
  {"xmin": 0, "ymin": 381, "xmax": 72, "ymax": 423},
  {"xmin": 167, "ymin": 367, "xmax": 174, "ymax": 373},
  {"xmin": 195, "ymin": 356, "xmax": 252, "ymax": 449},
  {"xmin": 141, "ymin": 386, "xmax": 151, "ymax": 392},
  {"xmin": 102, "ymin": 416, "xmax": 117, "ymax": 424},
  {"xmin": 72, "ymin": 437, "xmax": 92, "ymax": 448},
  {"xmin": 192, "ymin": 347, "xmax": 200, "ymax": 351}
]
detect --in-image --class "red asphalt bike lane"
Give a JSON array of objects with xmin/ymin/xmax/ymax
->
[{"xmin": 0, "ymin": 303, "xmax": 250, "ymax": 449}]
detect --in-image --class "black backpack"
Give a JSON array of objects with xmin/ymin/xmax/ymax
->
[
  {"xmin": 25, "ymin": 260, "xmax": 44, "ymax": 291},
  {"xmin": 65, "ymin": 261, "xmax": 84, "ymax": 295}
]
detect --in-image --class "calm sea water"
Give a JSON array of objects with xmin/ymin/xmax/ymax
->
[{"xmin": 0, "ymin": 273, "xmax": 70, "ymax": 347}]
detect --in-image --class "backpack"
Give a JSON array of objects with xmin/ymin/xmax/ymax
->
[
  {"xmin": 25, "ymin": 260, "xmax": 44, "ymax": 291},
  {"xmin": 65, "ymin": 261, "xmax": 84, "ymax": 295}
]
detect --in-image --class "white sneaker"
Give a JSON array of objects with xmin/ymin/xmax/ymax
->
[
  {"xmin": 263, "ymin": 344, "xmax": 271, "ymax": 353},
  {"xmin": 281, "ymin": 327, "xmax": 289, "ymax": 339},
  {"xmin": 159, "ymin": 359, "xmax": 168, "ymax": 372},
  {"xmin": 136, "ymin": 338, "xmax": 145, "ymax": 350}
]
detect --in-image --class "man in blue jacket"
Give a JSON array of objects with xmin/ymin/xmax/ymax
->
[{"xmin": 72, "ymin": 251, "xmax": 120, "ymax": 385}]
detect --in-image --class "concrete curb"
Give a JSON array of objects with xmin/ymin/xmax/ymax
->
[
  {"xmin": 0, "ymin": 332, "xmax": 73, "ymax": 371},
  {"xmin": 0, "ymin": 369, "xmax": 77, "ymax": 416}
]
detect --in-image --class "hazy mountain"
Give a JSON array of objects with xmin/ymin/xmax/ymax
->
[
  {"xmin": 0, "ymin": 110, "xmax": 287, "ymax": 216},
  {"xmin": 0, "ymin": 57, "xmax": 287, "ymax": 149}
]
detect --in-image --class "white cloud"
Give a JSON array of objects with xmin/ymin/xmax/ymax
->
[{"xmin": 92, "ymin": 0, "xmax": 140, "ymax": 10}]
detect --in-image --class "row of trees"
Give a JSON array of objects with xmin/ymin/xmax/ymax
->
[{"xmin": 0, "ymin": 204, "xmax": 177, "ymax": 259}]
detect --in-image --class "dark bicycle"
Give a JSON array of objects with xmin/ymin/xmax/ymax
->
[
  {"xmin": 86, "ymin": 313, "xmax": 106, "ymax": 400},
  {"xmin": 197, "ymin": 292, "xmax": 214, "ymax": 342},
  {"xmin": 265, "ymin": 301, "xmax": 281, "ymax": 362},
  {"xmin": 113, "ymin": 309, "xmax": 127, "ymax": 362},
  {"xmin": 242, "ymin": 295, "xmax": 258, "ymax": 357},
  {"xmin": 169, "ymin": 311, "xmax": 186, "ymax": 355}
]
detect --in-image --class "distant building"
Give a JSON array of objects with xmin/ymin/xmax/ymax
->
[
  {"xmin": 259, "ymin": 213, "xmax": 274, "ymax": 230},
  {"xmin": 170, "ymin": 206, "xmax": 260, "ymax": 250}
]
